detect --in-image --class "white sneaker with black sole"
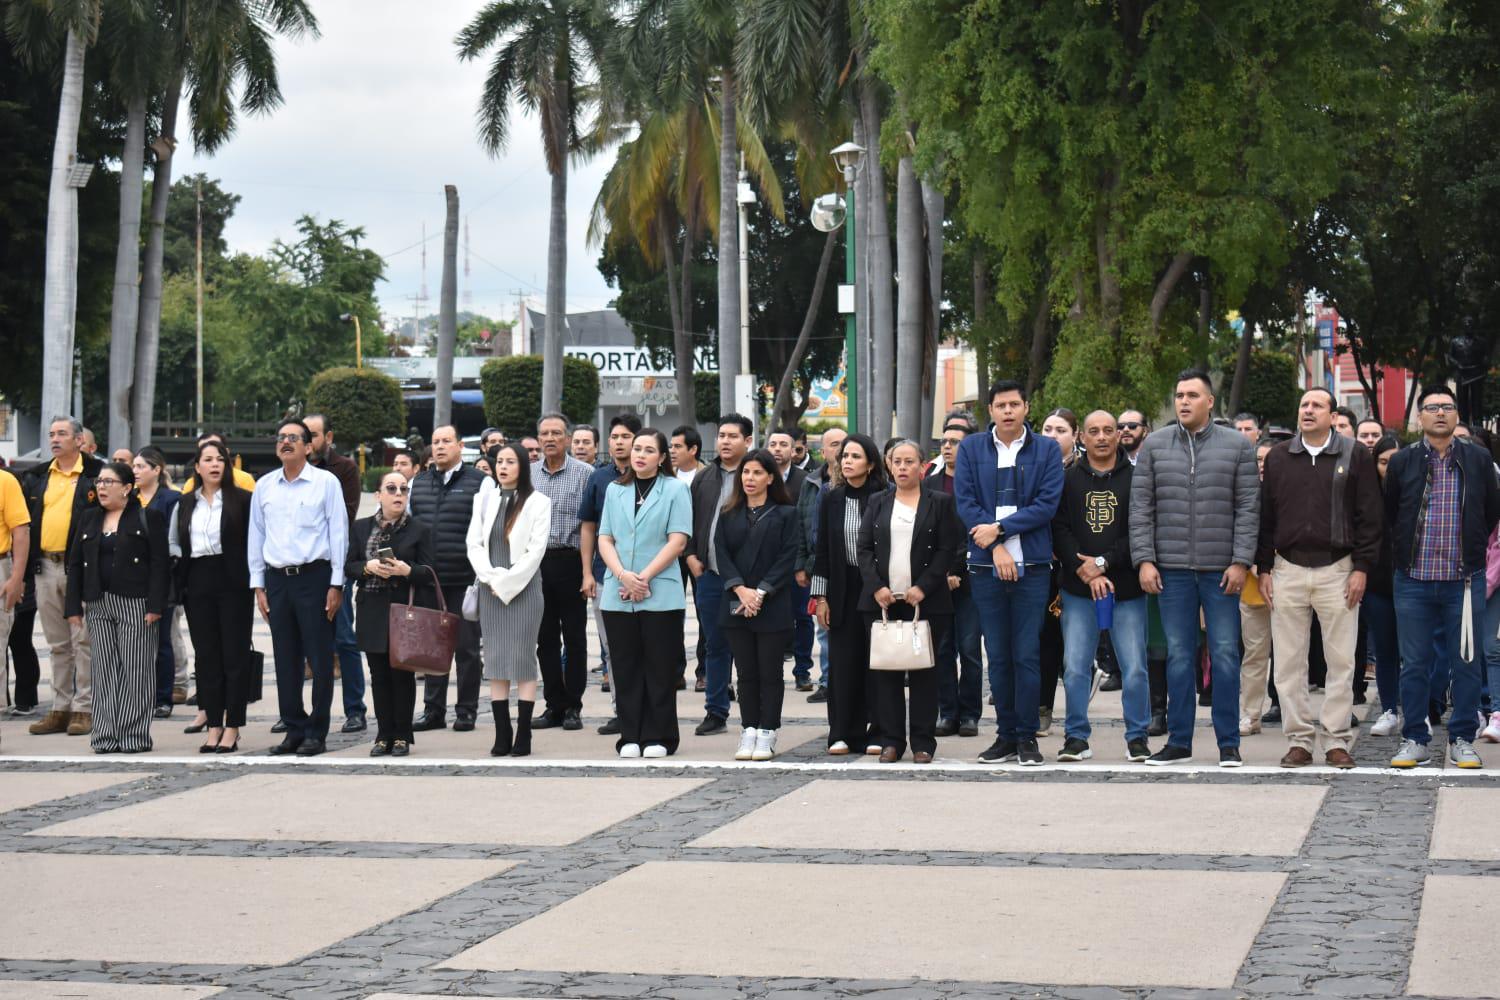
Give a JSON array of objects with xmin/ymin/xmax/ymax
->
[{"xmin": 734, "ymin": 727, "xmax": 757, "ymax": 761}]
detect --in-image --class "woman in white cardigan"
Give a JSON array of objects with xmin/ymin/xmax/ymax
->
[{"xmin": 467, "ymin": 442, "xmax": 552, "ymax": 756}]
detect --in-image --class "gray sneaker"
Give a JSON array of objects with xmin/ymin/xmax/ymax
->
[
  {"xmin": 1391, "ymin": 739, "xmax": 1431, "ymax": 769},
  {"xmin": 1449, "ymin": 738, "xmax": 1484, "ymax": 769}
]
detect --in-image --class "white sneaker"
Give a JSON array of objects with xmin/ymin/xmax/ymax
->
[
  {"xmin": 1480, "ymin": 712, "xmax": 1500, "ymax": 744},
  {"xmin": 642, "ymin": 744, "xmax": 668, "ymax": 758},
  {"xmin": 1371, "ymin": 710, "xmax": 1400, "ymax": 737},
  {"xmin": 752, "ymin": 728, "xmax": 777, "ymax": 761},
  {"xmin": 1239, "ymin": 716, "xmax": 1261, "ymax": 736},
  {"xmin": 618, "ymin": 743, "xmax": 642, "ymax": 758},
  {"xmin": 828, "ymin": 740, "xmax": 850, "ymax": 755},
  {"xmin": 734, "ymin": 727, "xmax": 757, "ymax": 760}
]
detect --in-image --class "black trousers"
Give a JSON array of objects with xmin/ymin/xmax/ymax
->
[
  {"xmin": 827, "ymin": 564, "xmax": 879, "ymax": 749},
  {"xmin": 537, "ymin": 550, "xmax": 588, "ymax": 716},
  {"xmin": 603, "ymin": 609, "xmax": 682, "ymax": 752},
  {"xmin": 867, "ymin": 610, "xmax": 947, "ymax": 758},
  {"xmin": 727, "ymin": 626, "xmax": 792, "ymax": 729},
  {"xmin": 184, "ymin": 556, "xmax": 252, "ymax": 728},
  {"xmin": 421, "ymin": 583, "xmax": 482, "ymax": 720},
  {"xmin": 1039, "ymin": 582, "xmax": 1062, "ymax": 712},
  {"xmin": 266, "ymin": 561, "xmax": 336, "ymax": 743},
  {"xmin": 368, "ymin": 650, "xmax": 415, "ymax": 742},
  {"xmin": 8, "ymin": 605, "xmax": 40, "ymax": 709}
]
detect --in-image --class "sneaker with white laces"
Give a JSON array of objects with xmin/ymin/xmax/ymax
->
[
  {"xmin": 751, "ymin": 728, "xmax": 777, "ymax": 761},
  {"xmin": 1371, "ymin": 710, "xmax": 1400, "ymax": 737},
  {"xmin": 1481, "ymin": 712, "xmax": 1500, "ymax": 744},
  {"xmin": 618, "ymin": 743, "xmax": 642, "ymax": 758},
  {"xmin": 642, "ymin": 744, "xmax": 668, "ymax": 758},
  {"xmin": 1450, "ymin": 738, "xmax": 1484, "ymax": 769},
  {"xmin": 1390, "ymin": 739, "xmax": 1431, "ymax": 768},
  {"xmin": 734, "ymin": 727, "xmax": 757, "ymax": 760}
]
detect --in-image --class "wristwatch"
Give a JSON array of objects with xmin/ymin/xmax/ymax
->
[{"xmin": 1093, "ymin": 556, "xmax": 1108, "ymax": 570}]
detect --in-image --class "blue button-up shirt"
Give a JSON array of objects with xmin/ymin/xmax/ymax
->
[
  {"xmin": 247, "ymin": 462, "xmax": 349, "ymax": 588},
  {"xmin": 1411, "ymin": 443, "xmax": 1463, "ymax": 582},
  {"xmin": 579, "ymin": 461, "xmax": 628, "ymax": 582}
]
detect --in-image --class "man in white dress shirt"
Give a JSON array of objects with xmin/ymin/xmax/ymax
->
[{"xmin": 248, "ymin": 419, "xmax": 348, "ymax": 756}]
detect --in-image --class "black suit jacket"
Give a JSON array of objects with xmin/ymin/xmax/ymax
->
[
  {"xmin": 811, "ymin": 485, "xmax": 877, "ymax": 629},
  {"xmin": 345, "ymin": 515, "xmax": 437, "ymax": 654},
  {"xmin": 784, "ymin": 464, "xmax": 808, "ymax": 500},
  {"xmin": 21, "ymin": 452, "xmax": 103, "ymax": 574},
  {"xmin": 173, "ymin": 484, "xmax": 253, "ymax": 595},
  {"xmin": 714, "ymin": 503, "xmax": 799, "ymax": 632},
  {"xmin": 856, "ymin": 489, "xmax": 966, "ymax": 615},
  {"xmin": 65, "ymin": 503, "xmax": 170, "ymax": 617}
]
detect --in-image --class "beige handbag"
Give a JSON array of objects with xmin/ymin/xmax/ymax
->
[{"xmin": 868, "ymin": 600, "xmax": 935, "ymax": 671}]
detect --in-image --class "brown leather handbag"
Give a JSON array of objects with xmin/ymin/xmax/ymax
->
[{"xmin": 388, "ymin": 567, "xmax": 460, "ymax": 675}]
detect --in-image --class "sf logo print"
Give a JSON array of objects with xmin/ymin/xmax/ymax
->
[{"xmin": 1084, "ymin": 491, "xmax": 1116, "ymax": 534}]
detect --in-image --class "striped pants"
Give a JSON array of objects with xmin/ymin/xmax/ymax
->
[{"xmin": 86, "ymin": 592, "xmax": 159, "ymax": 753}]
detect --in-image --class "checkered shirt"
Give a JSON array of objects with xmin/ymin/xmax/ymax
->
[
  {"xmin": 531, "ymin": 456, "xmax": 593, "ymax": 550},
  {"xmin": 1410, "ymin": 444, "xmax": 1463, "ymax": 582}
]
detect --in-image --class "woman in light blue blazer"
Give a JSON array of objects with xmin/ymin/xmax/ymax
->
[{"xmin": 597, "ymin": 428, "xmax": 693, "ymax": 759}]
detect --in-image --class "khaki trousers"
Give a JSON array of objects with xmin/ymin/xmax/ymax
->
[
  {"xmin": 0, "ymin": 557, "xmax": 14, "ymax": 709},
  {"xmin": 36, "ymin": 557, "xmax": 92, "ymax": 712},
  {"xmin": 1240, "ymin": 600, "xmax": 1272, "ymax": 723},
  {"xmin": 1270, "ymin": 555, "xmax": 1357, "ymax": 751}
]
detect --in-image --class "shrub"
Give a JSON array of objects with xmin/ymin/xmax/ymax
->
[
  {"xmin": 694, "ymin": 371, "xmax": 721, "ymax": 425},
  {"xmin": 480, "ymin": 355, "xmax": 600, "ymax": 438},
  {"xmin": 1239, "ymin": 351, "xmax": 1301, "ymax": 427},
  {"xmin": 362, "ymin": 465, "xmax": 393, "ymax": 492},
  {"xmin": 303, "ymin": 367, "xmax": 407, "ymax": 449}
]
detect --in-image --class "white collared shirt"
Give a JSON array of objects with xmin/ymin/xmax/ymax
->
[
  {"xmin": 246, "ymin": 462, "xmax": 348, "ymax": 588},
  {"xmin": 189, "ymin": 489, "xmax": 224, "ymax": 556},
  {"xmin": 993, "ymin": 426, "xmax": 1028, "ymax": 468}
]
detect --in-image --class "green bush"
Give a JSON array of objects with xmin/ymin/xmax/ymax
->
[
  {"xmin": 304, "ymin": 367, "xmax": 407, "ymax": 449},
  {"xmin": 694, "ymin": 371, "xmax": 721, "ymax": 425},
  {"xmin": 1238, "ymin": 351, "xmax": 1301, "ymax": 427},
  {"xmin": 480, "ymin": 355, "xmax": 600, "ymax": 438},
  {"xmin": 362, "ymin": 465, "xmax": 393, "ymax": 492}
]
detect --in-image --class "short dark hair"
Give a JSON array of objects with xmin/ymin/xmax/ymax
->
[
  {"xmin": 1374, "ymin": 434, "xmax": 1401, "ymax": 458},
  {"xmin": 277, "ymin": 419, "xmax": 312, "ymax": 443},
  {"xmin": 1357, "ymin": 417, "xmax": 1385, "ymax": 434},
  {"xmin": 987, "ymin": 379, "xmax": 1026, "ymax": 404},
  {"xmin": 671, "ymin": 425, "xmax": 702, "ymax": 457},
  {"xmin": 392, "ymin": 449, "xmax": 418, "ymax": 465},
  {"xmin": 574, "ymin": 424, "xmax": 599, "ymax": 446},
  {"xmin": 767, "ymin": 427, "xmax": 796, "ymax": 443},
  {"xmin": 718, "ymin": 413, "xmax": 753, "ymax": 438},
  {"xmin": 609, "ymin": 413, "xmax": 643, "ymax": 435},
  {"xmin": 791, "ymin": 426, "xmax": 807, "ymax": 443},
  {"xmin": 1417, "ymin": 384, "xmax": 1457, "ymax": 408},
  {"xmin": 1333, "ymin": 405, "xmax": 1358, "ymax": 425},
  {"xmin": 724, "ymin": 449, "xmax": 793, "ymax": 512},
  {"xmin": 100, "ymin": 460, "xmax": 136, "ymax": 487},
  {"xmin": 1233, "ymin": 412, "xmax": 1260, "ymax": 425},
  {"xmin": 303, "ymin": 412, "xmax": 329, "ymax": 434},
  {"xmin": 1175, "ymin": 369, "xmax": 1213, "ymax": 394}
]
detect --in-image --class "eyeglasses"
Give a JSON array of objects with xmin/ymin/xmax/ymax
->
[
  {"xmin": 1421, "ymin": 403, "xmax": 1457, "ymax": 414},
  {"xmin": 94, "ymin": 477, "xmax": 124, "ymax": 487},
  {"xmin": 1118, "ymin": 421, "xmax": 1143, "ymax": 430},
  {"xmin": 381, "ymin": 484, "xmax": 410, "ymax": 495},
  {"xmin": 275, "ymin": 433, "xmax": 306, "ymax": 443}
]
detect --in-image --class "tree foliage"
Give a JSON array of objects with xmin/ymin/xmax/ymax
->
[
  {"xmin": 1240, "ymin": 351, "xmax": 1302, "ymax": 427},
  {"xmin": 480, "ymin": 355, "xmax": 600, "ymax": 438},
  {"xmin": 304, "ymin": 367, "xmax": 408, "ymax": 448}
]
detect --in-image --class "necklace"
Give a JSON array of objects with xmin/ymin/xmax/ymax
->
[{"xmin": 634, "ymin": 477, "xmax": 655, "ymax": 508}]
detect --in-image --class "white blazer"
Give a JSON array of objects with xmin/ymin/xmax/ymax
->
[{"xmin": 466, "ymin": 488, "xmax": 551, "ymax": 604}]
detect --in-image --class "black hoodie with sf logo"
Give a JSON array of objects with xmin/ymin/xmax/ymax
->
[{"xmin": 1051, "ymin": 447, "xmax": 1141, "ymax": 601}]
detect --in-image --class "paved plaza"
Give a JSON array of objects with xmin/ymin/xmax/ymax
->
[{"xmin": 2, "ymin": 603, "xmax": 1499, "ymax": 999}]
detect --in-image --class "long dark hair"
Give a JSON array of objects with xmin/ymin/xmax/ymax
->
[
  {"xmin": 192, "ymin": 441, "xmax": 232, "ymax": 489},
  {"xmin": 614, "ymin": 428, "xmax": 670, "ymax": 486},
  {"xmin": 839, "ymin": 433, "xmax": 887, "ymax": 490},
  {"xmin": 491, "ymin": 442, "xmax": 534, "ymax": 536},
  {"xmin": 724, "ymin": 449, "xmax": 792, "ymax": 511}
]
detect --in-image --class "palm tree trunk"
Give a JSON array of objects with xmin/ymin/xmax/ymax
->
[
  {"xmin": 972, "ymin": 251, "xmax": 991, "ymax": 421},
  {"xmin": 771, "ymin": 228, "xmax": 837, "ymax": 428},
  {"xmin": 108, "ymin": 94, "xmax": 148, "ymax": 450},
  {"xmin": 435, "ymin": 185, "xmax": 460, "ymax": 429},
  {"xmin": 40, "ymin": 28, "xmax": 88, "ymax": 439},
  {"xmin": 542, "ymin": 154, "xmax": 567, "ymax": 414},
  {"xmin": 921, "ymin": 179, "xmax": 944, "ymax": 440},
  {"xmin": 1228, "ymin": 315, "xmax": 1254, "ymax": 416},
  {"xmin": 859, "ymin": 78, "xmax": 894, "ymax": 440},
  {"xmin": 853, "ymin": 114, "xmax": 870, "ymax": 432},
  {"xmin": 679, "ymin": 204, "xmax": 698, "ymax": 423},
  {"xmin": 894, "ymin": 154, "xmax": 924, "ymax": 442},
  {"xmin": 716, "ymin": 66, "xmax": 740, "ymax": 415},
  {"xmin": 132, "ymin": 73, "xmax": 182, "ymax": 448},
  {"xmin": 662, "ymin": 223, "xmax": 696, "ymax": 430}
]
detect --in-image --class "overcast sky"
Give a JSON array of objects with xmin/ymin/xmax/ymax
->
[{"xmin": 179, "ymin": 0, "xmax": 618, "ymax": 328}]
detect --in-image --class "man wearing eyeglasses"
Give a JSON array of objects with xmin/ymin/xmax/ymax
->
[
  {"xmin": 1386, "ymin": 385, "xmax": 1500, "ymax": 768},
  {"xmin": 1116, "ymin": 410, "xmax": 1150, "ymax": 465},
  {"xmin": 249, "ymin": 420, "xmax": 349, "ymax": 756}
]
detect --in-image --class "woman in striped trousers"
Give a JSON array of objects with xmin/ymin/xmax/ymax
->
[{"xmin": 65, "ymin": 461, "xmax": 170, "ymax": 753}]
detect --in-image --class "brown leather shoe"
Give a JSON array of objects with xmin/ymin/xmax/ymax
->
[
  {"xmin": 66, "ymin": 712, "xmax": 93, "ymax": 736},
  {"xmin": 913, "ymin": 751, "xmax": 933, "ymax": 764},
  {"xmin": 878, "ymin": 747, "xmax": 900, "ymax": 763},
  {"xmin": 1325, "ymin": 747, "xmax": 1356, "ymax": 769},
  {"xmin": 171, "ymin": 685, "xmax": 188, "ymax": 705},
  {"xmin": 29, "ymin": 710, "xmax": 70, "ymax": 735},
  {"xmin": 1280, "ymin": 746, "xmax": 1313, "ymax": 768}
]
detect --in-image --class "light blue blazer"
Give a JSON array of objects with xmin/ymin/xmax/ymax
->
[{"xmin": 598, "ymin": 475, "xmax": 693, "ymax": 612}]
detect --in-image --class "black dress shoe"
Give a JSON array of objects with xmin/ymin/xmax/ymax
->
[
  {"xmin": 153, "ymin": 704, "xmax": 172, "ymax": 719},
  {"xmin": 562, "ymin": 710, "xmax": 582, "ymax": 731},
  {"xmin": 270, "ymin": 719, "xmax": 289, "ymax": 734},
  {"xmin": 1262, "ymin": 705, "xmax": 1283, "ymax": 724},
  {"xmin": 934, "ymin": 718, "xmax": 959, "ymax": 738},
  {"xmin": 1099, "ymin": 672, "xmax": 1123, "ymax": 692},
  {"xmin": 295, "ymin": 739, "xmax": 327, "ymax": 757},
  {"xmin": 370, "ymin": 740, "xmax": 391, "ymax": 757},
  {"xmin": 958, "ymin": 720, "xmax": 980, "ymax": 738},
  {"xmin": 183, "ymin": 719, "xmax": 209, "ymax": 734},
  {"xmin": 694, "ymin": 713, "xmax": 727, "ymax": 736},
  {"xmin": 693, "ymin": 677, "xmax": 706, "ymax": 692},
  {"xmin": 597, "ymin": 717, "xmax": 621, "ymax": 735},
  {"xmin": 340, "ymin": 714, "xmax": 367, "ymax": 734},
  {"xmin": 1147, "ymin": 711, "xmax": 1168, "ymax": 737},
  {"xmin": 531, "ymin": 711, "xmax": 562, "ymax": 730},
  {"xmin": 807, "ymin": 686, "xmax": 828, "ymax": 704},
  {"xmin": 412, "ymin": 712, "xmax": 447, "ymax": 732},
  {"xmin": 795, "ymin": 679, "xmax": 814, "ymax": 692},
  {"xmin": 453, "ymin": 714, "xmax": 476, "ymax": 733},
  {"xmin": 268, "ymin": 738, "xmax": 302, "ymax": 755},
  {"xmin": 391, "ymin": 739, "xmax": 410, "ymax": 756}
]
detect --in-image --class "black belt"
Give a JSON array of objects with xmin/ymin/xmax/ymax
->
[
  {"xmin": 546, "ymin": 546, "xmax": 579, "ymax": 554},
  {"xmin": 268, "ymin": 559, "xmax": 330, "ymax": 577}
]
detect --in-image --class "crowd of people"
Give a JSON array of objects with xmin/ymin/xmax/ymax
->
[{"xmin": 4, "ymin": 368, "xmax": 1499, "ymax": 770}]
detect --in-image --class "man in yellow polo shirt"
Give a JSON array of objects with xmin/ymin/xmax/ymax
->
[
  {"xmin": 20, "ymin": 416, "xmax": 102, "ymax": 736},
  {"xmin": 0, "ymin": 463, "xmax": 30, "ymax": 747}
]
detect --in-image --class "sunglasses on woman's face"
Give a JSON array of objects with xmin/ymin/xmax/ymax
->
[{"xmin": 382, "ymin": 484, "xmax": 410, "ymax": 495}]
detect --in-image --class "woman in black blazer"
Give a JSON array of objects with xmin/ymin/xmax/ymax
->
[
  {"xmin": 346, "ymin": 470, "xmax": 436, "ymax": 756},
  {"xmin": 812, "ymin": 433, "xmax": 887, "ymax": 756},
  {"xmin": 169, "ymin": 440, "xmax": 255, "ymax": 752},
  {"xmin": 715, "ymin": 449, "xmax": 800, "ymax": 761},
  {"xmin": 857, "ymin": 440, "xmax": 967, "ymax": 763},
  {"xmin": 65, "ymin": 461, "xmax": 169, "ymax": 754}
]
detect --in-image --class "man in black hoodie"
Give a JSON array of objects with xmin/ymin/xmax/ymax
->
[{"xmin": 1052, "ymin": 410, "xmax": 1151, "ymax": 763}]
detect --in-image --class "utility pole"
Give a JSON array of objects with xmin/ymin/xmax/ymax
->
[
  {"xmin": 736, "ymin": 154, "xmax": 755, "ymax": 432},
  {"xmin": 194, "ymin": 176, "xmax": 204, "ymax": 431}
]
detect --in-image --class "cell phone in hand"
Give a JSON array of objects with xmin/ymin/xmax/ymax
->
[
  {"xmin": 376, "ymin": 547, "xmax": 395, "ymax": 561},
  {"xmin": 729, "ymin": 598, "xmax": 744, "ymax": 616}
]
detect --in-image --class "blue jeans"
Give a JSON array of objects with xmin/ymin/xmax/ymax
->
[
  {"xmin": 696, "ymin": 570, "xmax": 732, "ymax": 719},
  {"xmin": 154, "ymin": 604, "xmax": 176, "ymax": 707},
  {"xmin": 1395, "ymin": 571, "xmax": 1484, "ymax": 744},
  {"xmin": 334, "ymin": 580, "xmax": 365, "ymax": 717},
  {"xmin": 1363, "ymin": 592, "xmax": 1400, "ymax": 714},
  {"xmin": 1157, "ymin": 569, "xmax": 1241, "ymax": 750},
  {"xmin": 937, "ymin": 582, "xmax": 983, "ymax": 724},
  {"xmin": 1060, "ymin": 591, "xmax": 1150, "ymax": 743},
  {"xmin": 791, "ymin": 581, "xmax": 814, "ymax": 682},
  {"xmin": 816, "ymin": 622, "xmax": 831, "ymax": 686},
  {"xmin": 971, "ymin": 566, "xmax": 1049, "ymax": 742}
]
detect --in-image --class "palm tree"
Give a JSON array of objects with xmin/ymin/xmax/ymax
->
[{"xmin": 457, "ymin": 0, "xmax": 613, "ymax": 415}]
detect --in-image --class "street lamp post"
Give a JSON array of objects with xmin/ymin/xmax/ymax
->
[{"xmin": 830, "ymin": 142, "xmax": 865, "ymax": 433}]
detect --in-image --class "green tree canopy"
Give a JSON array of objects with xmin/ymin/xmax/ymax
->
[
  {"xmin": 304, "ymin": 367, "xmax": 408, "ymax": 448},
  {"xmin": 480, "ymin": 355, "xmax": 600, "ymax": 438}
]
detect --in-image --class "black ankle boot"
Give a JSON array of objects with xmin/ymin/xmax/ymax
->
[
  {"xmin": 512, "ymin": 700, "xmax": 533, "ymax": 757},
  {"xmin": 490, "ymin": 700, "xmax": 513, "ymax": 757}
]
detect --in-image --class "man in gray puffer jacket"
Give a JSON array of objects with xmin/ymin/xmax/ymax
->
[{"xmin": 1130, "ymin": 369, "xmax": 1260, "ymax": 767}]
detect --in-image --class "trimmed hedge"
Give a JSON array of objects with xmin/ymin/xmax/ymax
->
[
  {"xmin": 694, "ymin": 371, "xmax": 721, "ymax": 425},
  {"xmin": 1239, "ymin": 351, "xmax": 1301, "ymax": 427},
  {"xmin": 480, "ymin": 355, "xmax": 600, "ymax": 438},
  {"xmin": 304, "ymin": 367, "xmax": 407, "ymax": 448},
  {"xmin": 361, "ymin": 465, "xmax": 394, "ymax": 493}
]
